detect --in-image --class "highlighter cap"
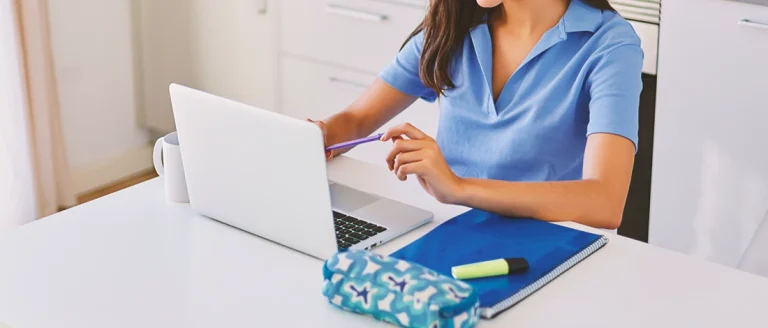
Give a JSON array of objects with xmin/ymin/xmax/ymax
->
[{"xmin": 503, "ymin": 258, "xmax": 529, "ymax": 273}]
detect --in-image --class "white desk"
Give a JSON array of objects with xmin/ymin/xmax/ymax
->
[{"xmin": 1, "ymin": 157, "xmax": 768, "ymax": 328}]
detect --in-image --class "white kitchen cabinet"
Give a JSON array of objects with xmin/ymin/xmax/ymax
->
[
  {"xmin": 650, "ymin": 0, "xmax": 768, "ymax": 267},
  {"xmin": 278, "ymin": 0, "xmax": 426, "ymax": 73},
  {"xmin": 280, "ymin": 56, "xmax": 371, "ymax": 121},
  {"xmin": 136, "ymin": 0, "xmax": 278, "ymax": 134},
  {"xmin": 185, "ymin": 0, "xmax": 278, "ymax": 111},
  {"xmin": 280, "ymin": 55, "xmax": 439, "ymax": 167}
]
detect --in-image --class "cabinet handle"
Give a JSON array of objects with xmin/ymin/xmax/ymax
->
[
  {"xmin": 329, "ymin": 77, "xmax": 368, "ymax": 89},
  {"xmin": 257, "ymin": 0, "xmax": 267, "ymax": 14},
  {"xmin": 325, "ymin": 4, "xmax": 387, "ymax": 22},
  {"xmin": 738, "ymin": 19, "xmax": 768, "ymax": 31}
]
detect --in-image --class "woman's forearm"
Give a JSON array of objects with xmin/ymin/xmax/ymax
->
[
  {"xmin": 455, "ymin": 178, "xmax": 628, "ymax": 229},
  {"xmin": 323, "ymin": 78, "xmax": 419, "ymax": 145},
  {"xmin": 323, "ymin": 111, "xmax": 368, "ymax": 143}
]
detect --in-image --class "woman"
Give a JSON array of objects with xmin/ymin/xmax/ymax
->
[{"xmin": 310, "ymin": 0, "xmax": 643, "ymax": 229}]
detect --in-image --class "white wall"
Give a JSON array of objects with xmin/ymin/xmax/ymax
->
[
  {"xmin": 47, "ymin": 0, "xmax": 152, "ymax": 194},
  {"xmin": 0, "ymin": 0, "xmax": 37, "ymax": 234}
]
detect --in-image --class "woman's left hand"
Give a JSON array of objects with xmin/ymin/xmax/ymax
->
[{"xmin": 381, "ymin": 123, "xmax": 464, "ymax": 204}]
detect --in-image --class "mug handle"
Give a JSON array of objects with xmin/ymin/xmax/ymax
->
[{"xmin": 153, "ymin": 137, "xmax": 164, "ymax": 176}]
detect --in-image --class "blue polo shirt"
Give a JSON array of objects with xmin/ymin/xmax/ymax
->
[{"xmin": 379, "ymin": 0, "xmax": 643, "ymax": 182}]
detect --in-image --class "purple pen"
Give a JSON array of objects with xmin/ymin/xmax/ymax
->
[{"xmin": 326, "ymin": 133, "xmax": 385, "ymax": 151}]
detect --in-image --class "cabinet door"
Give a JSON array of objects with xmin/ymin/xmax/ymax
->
[
  {"xmin": 186, "ymin": 0, "xmax": 277, "ymax": 110},
  {"xmin": 278, "ymin": 0, "xmax": 426, "ymax": 73},
  {"xmin": 136, "ymin": 0, "xmax": 278, "ymax": 134},
  {"xmin": 649, "ymin": 0, "xmax": 768, "ymax": 267}
]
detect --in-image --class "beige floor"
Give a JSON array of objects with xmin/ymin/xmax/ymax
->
[{"xmin": 76, "ymin": 170, "xmax": 158, "ymax": 204}]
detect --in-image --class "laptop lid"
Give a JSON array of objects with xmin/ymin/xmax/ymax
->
[{"xmin": 169, "ymin": 83, "xmax": 338, "ymax": 259}]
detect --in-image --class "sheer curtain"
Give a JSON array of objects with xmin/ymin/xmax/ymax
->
[
  {"xmin": 0, "ymin": 0, "xmax": 36, "ymax": 234},
  {"xmin": 0, "ymin": 0, "xmax": 75, "ymax": 236}
]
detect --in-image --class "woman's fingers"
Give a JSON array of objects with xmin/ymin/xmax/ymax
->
[
  {"xmin": 395, "ymin": 161, "xmax": 424, "ymax": 181},
  {"xmin": 306, "ymin": 118, "xmax": 327, "ymax": 139},
  {"xmin": 381, "ymin": 123, "xmax": 430, "ymax": 141},
  {"xmin": 307, "ymin": 118, "xmax": 334, "ymax": 161},
  {"xmin": 392, "ymin": 150, "xmax": 426, "ymax": 175},
  {"xmin": 386, "ymin": 139, "xmax": 429, "ymax": 170}
]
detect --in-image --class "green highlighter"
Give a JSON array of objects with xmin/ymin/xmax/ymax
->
[{"xmin": 451, "ymin": 258, "xmax": 529, "ymax": 280}]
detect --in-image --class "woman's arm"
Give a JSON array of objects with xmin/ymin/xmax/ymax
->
[
  {"xmin": 317, "ymin": 29, "xmax": 437, "ymax": 156},
  {"xmin": 382, "ymin": 124, "xmax": 635, "ymax": 230},
  {"xmin": 457, "ymin": 133, "xmax": 635, "ymax": 229},
  {"xmin": 380, "ymin": 41, "xmax": 642, "ymax": 229},
  {"xmin": 318, "ymin": 78, "xmax": 419, "ymax": 156}
]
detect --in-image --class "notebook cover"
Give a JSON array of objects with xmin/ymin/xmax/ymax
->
[{"xmin": 389, "ymin": 209, "xmax": 607, "ymax": 318}]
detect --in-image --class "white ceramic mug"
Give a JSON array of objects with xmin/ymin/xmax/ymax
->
[{"xmin": 153, "ymin": 132, "xmax": 189, "ymax": 203}]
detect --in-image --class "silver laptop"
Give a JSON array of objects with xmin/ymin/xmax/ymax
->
[{"xmin": 169, "ymin": 83, "xmax": 433, "ymax": 259}]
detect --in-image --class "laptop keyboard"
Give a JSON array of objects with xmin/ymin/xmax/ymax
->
[{"xmin": 333, "ymin": 211, "xmax": 387, "ymax": 251}]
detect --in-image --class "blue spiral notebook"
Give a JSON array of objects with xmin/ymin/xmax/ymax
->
[{"xmin": 390, "ymin": 209, "xmax": 608, "ymax": 319}]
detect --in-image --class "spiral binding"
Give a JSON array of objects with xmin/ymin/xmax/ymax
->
[{"xmin": 481, "ymin": 235, "xmax": 609, "ymax": 319}]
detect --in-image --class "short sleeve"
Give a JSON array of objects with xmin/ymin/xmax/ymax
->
[
  {"xmin": 378, "ymin": 31, "xmax": 438, "ymax": 103},
  {"xmin": 586, "ymin": 44, "xmax": 644, "ymax": 151}
]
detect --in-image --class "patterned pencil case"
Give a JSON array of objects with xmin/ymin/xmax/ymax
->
[{"xmin": 322, "ymin": 250, "xmax": 480, "ymax": 328}]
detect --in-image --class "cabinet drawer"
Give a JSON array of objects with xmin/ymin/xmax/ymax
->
[
  {"xmin": 656, "ymin": 0, "xmax": 768, "ymax": 116},
  {"xmin": 280, "ymin": 55, "xmax": 439, "ymax": 167},
  {"xmin": 278, "ymin": 0, "xmax": 426, "ymax": 73}
]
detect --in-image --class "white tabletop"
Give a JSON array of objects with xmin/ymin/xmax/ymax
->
[{"xmin": 1, "ymin": 157, "xmax": 768, "ymax": 328}]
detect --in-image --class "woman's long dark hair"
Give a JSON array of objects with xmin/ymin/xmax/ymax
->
[{"xmin": 403, "ymin": 0, "xmax": 614, "ymax": 96}]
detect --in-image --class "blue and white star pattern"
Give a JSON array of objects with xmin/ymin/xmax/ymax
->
[{"xmin": 322, "ymin": 250, "xmax": 480, "ymax": 328}]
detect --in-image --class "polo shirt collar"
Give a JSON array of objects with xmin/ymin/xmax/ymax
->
[
  {"xmin": 467, "ymin": 0, "xmax": 604, "ymax": 114},
  {"xmin": 560, "ymin": 0, "xmax": 604, "ymax": 35}
]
